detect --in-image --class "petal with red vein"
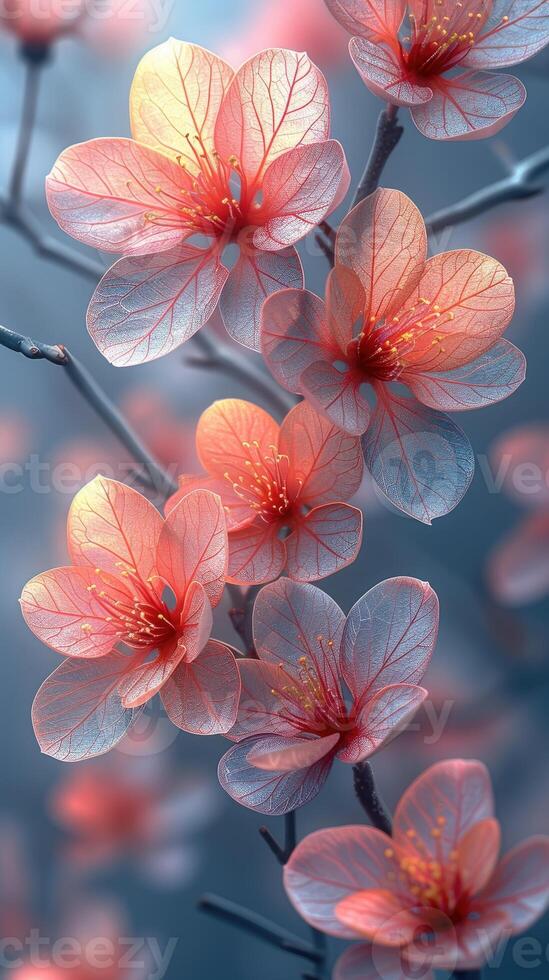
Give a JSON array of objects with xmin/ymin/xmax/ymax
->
[
  {"xmin": 229, "ymin": 659, "xmax": 304, "ymax": 741},
  {"xmin": 227, "ymin": 520, "xmax": 286, "ymax": 585},
  {"xmin": 326, "ymin": 264, "xmax": 367, "ymax": 352},
  {"xmin": 335, "ymin": 945, "xmax": 425, "ymax": 980},
  {"xmin": 405, "ymin": 340, "xmax": 525, "ymax": 412},
  {"xmin": 130, "ymin": 39, "xmax": 234, "ymax": 168},
  {"xmin": 161, "ymin": 639, "xmax": 240, "ymax": 735},
  {"xmin": 68, "ymin": 475, "xmax": 163, "ymax": 581},
  {"xmin": 362, "ymin": 390, "xmax": 474, "ymax": 523},
  {"xmin": 46, "ymin": 138, "xmax": 189, "ymax": 254},
  {"xmin": 399, "ymin": 250, "xmax": 515, "ymax": 372},
  {"xmin": 254, "ymin": 141, "xmax": 350, "ymax": 250},
  {"xmin": 457, "ymin": 819, "xmax": 501, "ymax": 897},
  {"xmin": 220, "ymin": 246, "xmax": 303, "ymax": 351},
  {"xmin": 156, "ymin": 489, "xmax": 227, "ymax": 607},
  {"xmin": 215, "ymin": 49, "xmax": 330, "ymax": 186},
  {"xmin": 278, "ymin": 399, "xmax": 364, "ymax": 505},
  {"xmin": 411, "ymin": 72, "xmax": 526, "ymax": 141},
  {"xmin": 247, "ymin": 732, "xmax": 340, "ymax": 771},
  {"xmin": 253, "ymin": 577, "xmax": 345, "ymax": 686},
  {"xmin": 487, "ymin": 510, "xmax": 549, "ymax": 605},
  {"xmin": 218, "ymin": 734, "xmax": 333, "ymax": 814},
  {"xmin": 335, "ymin": 889, "xmax": 420, "ymax": 944},
  {"xmin": 261, "ymin": 288, "xmax": 335, "ymax": 393},
  {"xmin": 338, "ymin": 684, "xmax": 428, "ymax": 764},
  {"xmin": 393, "ymin": 759, "xmax": 494, "ymax": 864},
  {"xmin": 20, "ymin": 565, "xmax": 134, "ymax": 659},
  {"xmin": 32, "ymin": 652, "xmax": 137, "ymax": 762},
  {"xmin": 284, "ymin": 825, "xmax": 398, "ymax": 936},
  {"xmin": 285, "ymin": 503, "xmax": 363, "ymax": 582},
  {"xmin": 336, "ymin": 189, "xmax": 427, "ymax": 322},
  {"xmin": 301, "ymin": 361, "xmax": 370, "ymax": 436},
  {"xmin": 350, "ymin": 37, "xmax": 433, "ymax": 106},
  {"xmin": 464, "ymin": 0, "xmax": 549, "ymax": 69},
  {"xmin": 196, "ymin": 398, "xmax": 280, "ymax": 484},
  {"xmin": 476, "ymin": 836, "xmax": 549, "ymax": 932},
  {"xmin": 87, "ymin": 245, "xmax": 228, "ymax": 367},
  {"xmin": 324, "ymin": 0, "xmax": 406, "ymax": 40},
  {"xmin": 165, "ymin": 474, "xmax": 253, "ymax": 530},
  {"xmin": 340, "ymin": 576, "xmax": 439, "ymax": 703}
]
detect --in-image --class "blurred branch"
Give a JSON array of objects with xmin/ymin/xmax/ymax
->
[
  {"xmin": 9, "ymin": 59, "xmax": 42, "ymax": 203},
  {"xmin": 0, "ymin": 323, "xmax": 177, "ymax": 499},
  {"xmin": 426, "ymin": 145, "xmax": 549, "ymax": 235},
  {"xmin": 352, "ymin": 105, "xmax": 403, "ymax": 207},
  {"xmin": 0, "ymin": 198, "xmax": 105, "ymax": 280},
  {"xmin": 316, "ymin": 104, "xmax": 403, "ymax": 264},
  {"xmin": 453, "ymin": 972, "xmax": 481, "ymax": 979},
  {"xmin": 197, "ymin": 895, "xmax": 323, "ymax": 964},
  {"xmin": 353, "ymin": 761, "xmax": 393, "ymax": 835}
]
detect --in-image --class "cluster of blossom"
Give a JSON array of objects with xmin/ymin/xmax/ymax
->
[{"xmin": 11, "ymin": 0, "xmax": 549, "ymax": 977}]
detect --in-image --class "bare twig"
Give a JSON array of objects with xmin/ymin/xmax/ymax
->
[
  {"xmin": 453, "ymin": 972, "xmax": 482, "ymax": 979},
  {"xmin": 352, "ymin": 104, "xmax": 403, "ymax": 207},
  {"xmin": 9, "ymin": 58, "xmax": 42, "ymax": 203},
  {"xmin": 197, "ymin": 895, "xmax": 323, "ymax": 964},
  {"xmin": 426, "ymin": 145, "xmax": 549, "ymax": 235},
  {"xmin": 259, "ymin": 811, "xmax": 297, "ymax": 865},
  {"xmin": 353, "ymin": 761, "xmax": 393, "ymax": 835},
  {"xmin": 0, "ymin": 198, "xmax": 105, "ymax": 280},
  {"xmin": 0, "ymin": 323, "xmax": 177, "ymax": 499}
]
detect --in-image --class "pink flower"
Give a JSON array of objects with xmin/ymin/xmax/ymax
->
[
  {"xmin": 166, "ymin": 399, "xmax": 364, "ymax": 585},
  {"xmin": 20, "ymin": 476, "xmax": 240, "ymax": 760},
  {"xmin": 324, "ymin": 0, "xmax": 549, "ymax": 140},
  {"xmin": 218, "ymin": 575, "xmax": 438, "ymax": 815},
  {"xmin": 0, "ymin": 0, "xmax": 84, "ymax": 46},
  {"xmin": 45, "ymin": 39, "xmax": 350, "ymax": 363},
  {"xmin": 261, "ymin": 187, "xmax": 525, "ymax": 523},
  {"xmin": 0, "ymin": 0, "xmax": 155, "ymax": 51},
  {"xmin": 284, "ymin": 759, "xmax": 549, "ymax": 978},
  {"xmin": 487, "ymin": 424, "xmax": 549, "ymax": 604}
]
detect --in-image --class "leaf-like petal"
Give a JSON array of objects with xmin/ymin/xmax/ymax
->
[
  {"xmin": 196, "ymin": 398, "xmax": 279, "ymax": 482},
  {"xmin": 350, "ymin": 37, "xmax": 433, "ymax": 105},
  {"xmin": 166, "ymin": 474, "xmax": 253, "ymax": 531},
  {"xmin": 215, "ymin": 49, "xmax": 330, "ymax": 186},
  {"xmin": 261, "ymin": 288, "xmax": 335, "ymax": 393},
  {"xmin": 336, "ymin": 189, "xmax": 427, "ymax": 322},
  {"xmin": 218, "ymin": 734, "xmax": 332, "ymax": 814},
  {"xmin": 405, "ymin": 340, "xmax": 525, "ymax": 411},
  {"xmin": 285, "ymin": 503, "xmax": 363, "ymax": 582},
  {"xmin": 278, "ymin": 399, "xmax": 364, "ymax": 505},
  {"xmin": 220, "ymin": 246, "xmax": 303, "ymax": 351},
  {"xmin": 247, "ymin": 732, "xmax": 340, "ymax": 771},
  {"xmin": 254, "ymin": 141, "xmax": 350, "ymax": 250},
  {"xmin": 130, "ymin": 39, "xmax": 234, "ymax": 168},
  {"xmin": 338, "ymin": 684, "xmax": 428, "ymax": 763},
  {"xmin": 68, "ymin": 475, "xmax": 163, "ymax": 582},
  {"xmin": 156, "ymin": 489, "xmax": 227, "ymax": 607},
  {"xmin": 46, "ymin": 138, "xmax": 188, "ymax": 254},
  {"xmin": 362, "ymin": 390, "xmax": 475, "ymax": 523},
  {"xmin": 300, "ymin": 361, "xmax": 370, "ymax": 436},
  {"xmin": 229, "ymin": 659, "xmax": 305, "ymax": 741},
  {"xmin": 477, "ymin": 836, "xmax": 549, "ymax": 932},
  {"xmin": 324, "ymin": 0, "xmax": 406, "ymax": 41},
  {"xmin": 411, "ymin": 71, "xmax": 526, "ymax": 141},
  {"xmin": 21, "ymin": 565, "xmax": 134, "ymax": 659},
  {"xmin": 340, "ymin": 576, "xmax": 439, "ymax": 703},
  {"xmin": 227, "ymin": 520, "xmax": 286, "ymax": 585},
  {"xmin": 161, "ymin": 639, "xmax": 240, "ymax": 735},
  {"xmin": 87, "ymin": 245, "xmax": 228, "ymax": 367},
  {"xmin": 464, "ymin": 0, "xmax": 549, "ymax": 68},
  {"xmin": 32, "ymin": 653, "xmax": 137, "ymax": 762}
]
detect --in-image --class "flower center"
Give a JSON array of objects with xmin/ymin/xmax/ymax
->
[
  {"xmin": 144, "ymin": 133, "xmax": 259, "ymax": 242},
  {"xmin": 404, "ymin": 4, "xmax": 489, "ymax": 77},
  {"xmin": 225, "ymin": 441, "xmax": 300, "ymax": 524},
  {"xmin": 82, "ymin": 563, "xmax": 177, "ymax": 650},
  {"xmin": 270, "ymin": 639, "xmax": 350, "ymax": 735}
]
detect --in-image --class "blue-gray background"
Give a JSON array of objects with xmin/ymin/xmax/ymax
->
[{"xmin": 0, "ymin": 1, "xmax": 548, "ymax": 977}]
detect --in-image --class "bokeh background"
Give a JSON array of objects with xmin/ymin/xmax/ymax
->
[{"xmin": 0, "ymin": 1, "xmax": 548, "ymax": 977}]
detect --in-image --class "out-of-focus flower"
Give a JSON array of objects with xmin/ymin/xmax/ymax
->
[
  {"xmin": 0, "ymin": 0, "xmax": 158, "ymax": 53},
  {"xmin": 324, "ymin": 0, "xmax": 549, "ymax": 140},
  {"xmin": 219, "ymin": 575, "xmax": 438, "ymax": 815},
  {"xmin": 46, "ymin": 39, "xmax": 350, "ymax": 363},
  {"xmin": 222, "ymin": 0, "xmax": 348, "ymax": 70},
  {"xmin": 20, "ymin": 476, "xmax": 240, "ymax": 760},
  {"xmin": 482, "ymin": 202, "xmax": 549, "ymax": 310},
  {"xmin": 0, "ymin": 409, "xmax": 30, "ymax": 463},
  {"xmin": 284, "ymin": 759, "xmax": 549, "ymax": 978},
  {"xmin": 262, "ymin": 187, "xmax": 524, "ymax": 523},
  {"xmin": 488, "ymin": 424, "xmax": 549, "ymax": 604},
  {"xmin": 50, "ymin": 750, "xmax": 219, "ymax": 887},
  {"xmin": 166, "ymin": 399, "xmax": 363, "ymax": 585}
]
